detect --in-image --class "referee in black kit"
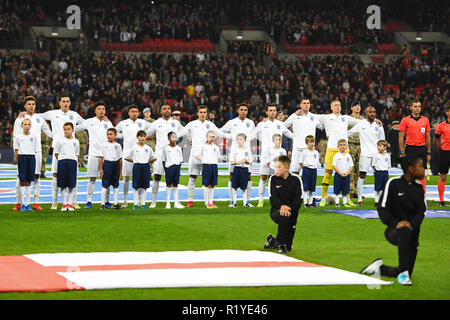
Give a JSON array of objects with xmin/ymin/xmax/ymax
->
[
  {"xmin": 263, "ymin": 155, "xmax": 303, "ymax": 254},
  {"xmin": 361, "ymin": 154, "xmax": 427, "ymax": 285}
]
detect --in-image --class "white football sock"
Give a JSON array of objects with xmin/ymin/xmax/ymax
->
[
  {"xmin": 357, "ymin": 177, "xmax": 365, "ymax": 202},
  {"xmin": 228, "ymin": 180, "xmax": 232, "ymax": 202},
  {"xmin": 166, "ymin": 186, "xmax": 172, "ymax": 204},
  {"xmin": 203, "ymin": 187, "xmax": 208, "ymax": 206},
  {"xmin": 140, "ymin": 188, "xmax": 147, "ymax": 206},
  {"xmin": 68, "ymin": 188, "xmax": 74, "ymax": 205},
  {"xmin": 123, "ymin": 176, "xmax": 130, "ymax": 203},
  {"xmin": 133, "ymin": 189, "xmax": 139, "ymax": 206},
  {"xmin": 343, "ymin": 194, "xmax": 348, "ymax": 204},
  {"xmin": 16, "ymin": 178, "xmax": 20, "ymax": 204},
  {"xmin": 33, "ymin": 178, "xmax": 40, "ymax": 203},
  {"xmin": 52, "ymin": 177, "xmax": 58, "ymax": 205},
  {"xmin": 231, "ymin": 188, "xmax": 237, "ymax": 204},
  {"xmin": 87, "ymin": 178, "xmax": 95, "ymax": 202},
  {"xmin": 246, "ymin": 180, "xmax": 252, "ymax": 203},
  {"xmin": 61, "ymin": 188, "xmax": 67, "ymax": 205},
  {"xmin": 258, "ymin": 179, "xmax": 266, "ymax": 202},
  {"xmin": 173, "ymin": 187, "xmax": 179, "ymax": 204},
  {"xmin": 25, "ymin": 186, "xmax": 31, "ymax": 206},
  {"xmin": 187, "ymin": 177, "xmax": 196, "ymax": 201},
  {"xmin": 151, "ymin": 180, "xmax": 159, "ymax": 204},
  {"xmin": 101, "ymin": 187, "xmax": 107, "ymax": 205},
  {"xmin": 113, "ymin": 188, "xmax": 119, "ymax": 205}
]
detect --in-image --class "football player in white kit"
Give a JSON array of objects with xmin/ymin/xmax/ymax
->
[
  {"xmin": 220, "ymin": 104, "xmax": 256, "ymax": 207},
  {"xmin": 145, "ymin": 104, "xmax": 185, "ymax": 208},
  {"xmin": 178, "ymin": 105, "xmax": 226, "ymax": 208},
  {"xmin": 75, "ymin": 101, "xmax": 114, "ymax": 208},
  {"xmin": 250, "ymin": 104, "xmax": 295, "ymax": 207},
  {"xmin": 13, "ymin": 96, "xmax": 53, "ymax": 211},
  {"xmin": 39, "ymin": 95, "xmax": 85, "ymax": 209},
  {"xmin": 115, "ymin": 105, "xmax": 153, "ymax": 208},
  {"xmin": 347, "ymin": 105, "xmax": 385, "ymax": 206},
  {"xmin": 284, "ymin": 97, "xmax": 324, "ymax": 176}
]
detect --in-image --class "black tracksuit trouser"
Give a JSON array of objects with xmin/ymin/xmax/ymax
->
[{"xmin": 380, "ymin": 226, "xmax": 420, "ymax": 277}]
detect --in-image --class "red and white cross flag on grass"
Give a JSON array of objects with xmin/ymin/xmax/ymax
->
[{"xmin": 0, "ymin": 250, "xmax": 391, "ymax": 292}]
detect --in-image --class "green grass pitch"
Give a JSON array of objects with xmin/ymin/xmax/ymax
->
[{"xmin": 0, "ymin": 174, "xmax": 449, "ymax": 300}]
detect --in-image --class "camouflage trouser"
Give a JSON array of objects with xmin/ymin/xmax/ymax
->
[
  {"xmin": 79, "ymin": 144, "xmax": 87, "ymax": 166},
  {"xmin": 41, "ymin": 143, "xmax": 51, "ymax": 172},
  {"xmin": 349, "ymin": 142, "xmax": 360, "ymax": 196},
  {"xmin": 319, "ymin": 139, "xmax": 328, "ymax": 165}
]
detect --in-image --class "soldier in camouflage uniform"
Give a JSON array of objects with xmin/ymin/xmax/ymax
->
[
  {"xmin": 348, "ymin": 101, "xmax": 364, "ymax": 198},
  {"xmin": 143, "ymin": 107, "xmax": 156, "ymax": 150},
  {"xmin": 319, "ymin": 138, "xmax": 328, "ymax": 166},
  {"xmin": 76, "ymin": 130, "xmax": 88, "ymax": 167},
  {"xmin": 40, "ymin": 129, "xmax": 52, "ymax": 177}
]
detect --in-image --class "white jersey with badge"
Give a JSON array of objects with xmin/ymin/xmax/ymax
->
[
  {"xmin": 54, "ymin": 137, "xmax": 80, "ymax": 161},
  {"xmin": 199, "ymin": 143, "xmax": 221, "ymax": 164},
  {"xmin": 317, "ymin": 114, "xmax": 361, "ymax": 149},
  {"xmin": 146, "ymin": 117, "xmax": 184, "ymax": 151},
  {"xmin": 229, "ymin": 145, "xmax": 252, "ymax": 168},
  {"xmin": 76, "ymin": 117, "xmax": 114, "ymax": 157},
  {"xmin": 268, "ymin": 146, "xmax": 287, "ymax": 170},
  {"xmin": 180, "ymin": 119, "xmax": 220, "ymax": 157},
  {"xmin": 284, "ymin": 112, "xmax": 323, "ymax": 150},
  {"xmin": 251, "ymin": 119, "xmax": 294, "ymax": 154},
  {"xmin": 162, "ymin": 145, "xmax": 183, "ymax": 168},
  {"xmin": 299, "ymin": 149, "xmax": 320, "ymax": 169},
  {"xmin": 115, "ymin": 119, "xmax": 153, "ymax": 157},
  {"xmin": 41, "ymin": 109, "xmax": 84, "ymax": 148},
  {"xmin": 126, "ymin": 144, "xmax": 154, "ymax": 164},
  {"xmin": 101, "ymin": 142, "xmax": 123, "ymax": 162},
  {"xmin": 13, "ymin": 133, "xmax": 39, "ymax": 155},
  {"xmin": 220, "ymin": 117, "xmax": 255, "ymax": 149},
  {"xmin": 372, "ymin": 153, "xmax": 391, "ymax": 171},
  {"xmin": 332, "ymin": 152, "xmax": 354, "ymax": 174},
  {"xmin": 13, "ymin": 114, "xmax": 52, "ymax": 152},
  {"xmin": 348, "ymin": 120, "xmax": 385, "ymax": 157}
]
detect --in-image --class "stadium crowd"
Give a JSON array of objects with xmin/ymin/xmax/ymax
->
[
  {"xmin": 224, "ymin": 0, "xmax": 395, "ymax": 47},
  {"xmin": 54, "ymin": 0, "xmax": 224, "ymax": 44},
  {"xmin": 0, "ymin": 0, "xmax": 46, "ymax": 43},
  {"xmin": 1, "ymin": 44, "xmax": 448, "ymax": 147}
]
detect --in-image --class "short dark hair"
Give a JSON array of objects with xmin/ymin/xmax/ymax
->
[
  {"xmin": 129, "ymin": 104, "xmax": 139, "ymax": 112},
  {"xmin": 63, "ymin": 122, "xmax": 74, "ymax": 129},
  {"xmin": 276, "ymin": 155, "xmax": 291, "ymax": 166},
  {"xmin": 59, "ymin": 95, "xmax": 71, "ymax": 101},
  {"xmin": 409, "ymin": 99, "xmax": 421, "ymax": 107},
  {"xmin": 136, "ymin": 130, "xmax": 146, "ymax": 137},
  {"xmin": 197, "ymin": 105, "xmax": 209, "ymax": 112},
  {"xmin": 167, "ymin": 131, "xmax": 176, "ymax": 139},
  {"xmin": 24, "ymin": 96, "xmax": 36, "ymax": 105},
  {"xmin": 95, "ymin": 101, "xmax": 106, "ymax": 109},
  {"xmin": 299, "ymin": 96, "xmax": 310, "ymax": 103},
  {"xmin": 237, "ymin": 103, "xmax": 248, "ymax": 109},
  {"xmin": 401, "ymin": 154, "xmax": 422, "ymax": 173},
  {"xmin": 107, "ymin": 128, "xmax": 117, "ymax": 135},
  {"xmin": 266, "ymin": 104, "xmax": 277, "ymax": 110}
]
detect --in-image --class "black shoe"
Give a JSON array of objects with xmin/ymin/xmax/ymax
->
[
  {"xmin": 278, "ymin": 244, "xmax": 289, "ymax": 254},
  {"xmin": 439, "ymin": 201, "xmax": 446, "ymax": 207},
  {"xmin": 310, "ymin": 202, "xmax": 317, "ymax": 207},
  {"xmin": 114, "ymin": 204, "xmax": 121, "ymax": 210},
  {"xmin": 264, "ymin": 234, "xmax": 277, "ymax": 249},
  {"xmin": 304, "ymin": 203, "xmax": 310, "ymax": 208}
]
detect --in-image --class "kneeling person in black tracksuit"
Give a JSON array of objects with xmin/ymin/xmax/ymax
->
[
  {"xmin": 361, "ymin": 154, "xmax": 427, "ymax": 285},
  {"xmin": 264, "ymin": 155, "xmax": 303, "ymax": 254}
]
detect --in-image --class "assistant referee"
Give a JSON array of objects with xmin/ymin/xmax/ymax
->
[
  {"xmin": 434, "ymin": 105, "xmax": 450, "ymax": 207},
  {"xmin": 361, "ymin": 154, "xmax": 427, "ymax": 285},
  {"xmin": 398, "ymin": 99, "xmax": 431, "ymax": 194}
]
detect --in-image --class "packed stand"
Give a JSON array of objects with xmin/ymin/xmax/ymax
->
[{"xmin": 1, "ymin": 44, "xmax": 448, "ymax": 147}]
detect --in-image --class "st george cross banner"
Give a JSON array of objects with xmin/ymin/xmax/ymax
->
[{"xmin": 0, "ymin": 250, "xmax": 391, "ymax": 292}]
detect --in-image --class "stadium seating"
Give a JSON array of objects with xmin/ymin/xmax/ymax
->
[{"xmin": 100, "ymin": 39, "xmax": 215, "ymax": 53}]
